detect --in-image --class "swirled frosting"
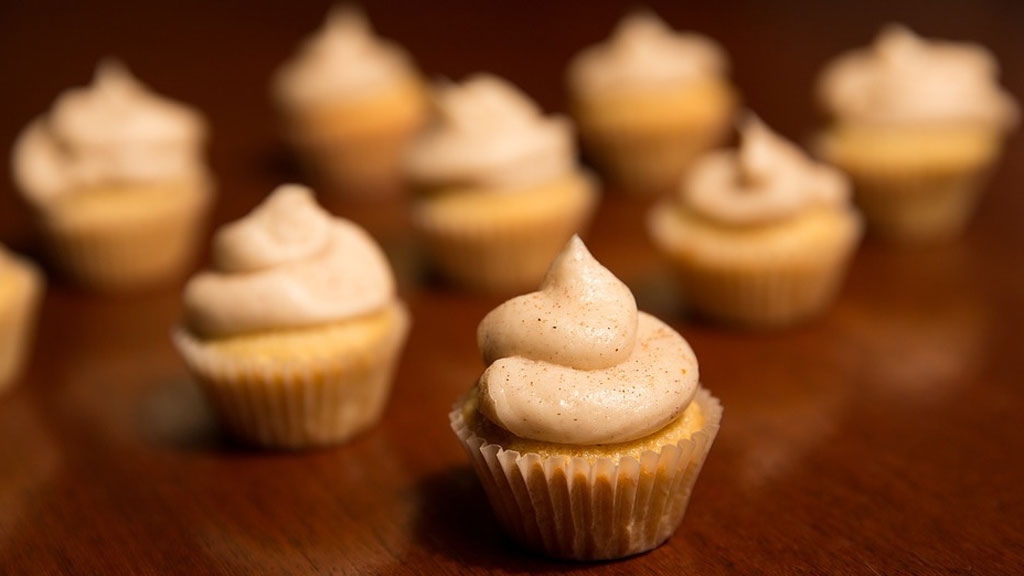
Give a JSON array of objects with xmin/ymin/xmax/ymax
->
[
  {"xmin": 12, "ymin": 60, "xmax": 207, "ymax": 206},
  {"xmin": 404, "ymin": 74, "xmax": 575, "ymax": 190},
  {"xmin": 682, "ymin": 116, "xmax": 849, "ymax": 225},
  {"xmin": 818, "ymin": 24, "xmax": 1018, "ymax": 128},
  {"xmin": 476, "ymin": 236, "xmax": 698, "ymax": 445},
  {"xmin": 184, "ymin": 184, "xmax": 395, "ymax": 338},
  {"xmin": 274, "ymin": 6, "xmax": 418, "ymax": 108},
  {"xmin": 568, "ymin": 11, "xmax": 727, "ymax": 95}
]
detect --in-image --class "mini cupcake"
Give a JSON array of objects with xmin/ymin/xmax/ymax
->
[
  {"xmin": 567, "ymin": 10, "xmax": 737, "ymax": 195},
  {"xmin": 649, "ymin": 116, "xmax": 862, "ymax": 327},
  {"xmin": 0, "ymin": 247, "xmax": 44, "ymax": 395},
  {"xmin": 11, "ymin": 60, "xmax": 213, "ymax": 292},
  {"xmin": 451, "ymin": 236, "xmax": 722, "ymax": 561},
  {"xmin": 173, "ymin": 184, "xmax": 409, "ymax": 449},
  {"xmin": 815, "ymin": 25, "xmax": 1018, "ymax": 242},
  {"xmin": 274, "ymin": 6, "xmax": 428, "ymax": 197},
  {"xmin": 405, "ymin": 74, "xmax": 597, "ymax": 293}
]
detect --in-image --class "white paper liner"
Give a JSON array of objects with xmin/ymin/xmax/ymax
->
[
  {"xmin": 575, "ymin": 83, "xmax": 735, "ymax": 194},
  {"xmin": 38, "ymin": 184, "xmax": 211, "ymax": 292},
  {"xmin": 412, "ymin": 173, "xmax": 597, "ymax": 293},
  {"xmin": 648, "ymin": 203, "xmax": 862, "ymax": 327},
  {"xmin": 173, "ymin": 303, "xmax": 409, "ymax": 449},
  {"xmin": 451, "ymin": 388, "xmax": 722, "ymax": 560},
  {"xmin": 848, "ymin": 165, "xmax": 992, "ymax": 242},
  {"xmin": 584, "ymin": 130, "xmax": 720, "ymax": 195},
  {"xmin": 0, "ymin": 259, "xmax": 44, "ymax": 394},
  {"xmin": 294, "ymin": 127, "xmax": 417, "ymax": 197}
]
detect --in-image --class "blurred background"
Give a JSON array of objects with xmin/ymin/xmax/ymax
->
[{"xmin": 2, "ymin": 0, "xmax": 1022, "ymax": 245}]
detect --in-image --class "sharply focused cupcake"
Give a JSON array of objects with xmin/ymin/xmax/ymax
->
[
  {"xmin": 649, "ymin": 116, "xmax": 862, "ymax": 327},
  {"xmin": 405, "ymin": 74, "xmax": 597, "ymax": 293},
  {"xmin": 0, "ymin": 246, "xmax": 44, "ymax": 395},
  {"xmin": 815, "ymin": 25, "xmax": 1018, "ymax": 242},
  {"xmin": 173, "ymin": 184, "xmax": 409, "ymax": 449},
  {"xmin": 567, "ymin": 10, "xmax": 737, "ymax": 195},
  {"xmin": 451, "ymin": 236, "xmax": 721, "ymax": 560},
  {"xmin": 11, "ymin": 60, "xmax": 213, "ymax": 292},
  {"xmin": 273, "ymin": 6, "xmax": 428, "ymax": 197}
]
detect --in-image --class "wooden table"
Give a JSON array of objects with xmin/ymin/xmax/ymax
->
[{"xmin": 2, "ymin": 1, "xmax": 1023, "ymax": 573}]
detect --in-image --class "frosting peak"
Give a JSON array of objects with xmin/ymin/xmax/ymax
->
[
  {"xmin": 683, "ymin": 115, "xmax": 849, "ymax": 225},
  {"xmin": 818, "ymin": 24, "xmax": 1019, "ymax": 128},
  {"xmin": 212, "ymin": 185, "xmax": 331, "ymax": 273},
  {"xmin": 12, "ymin": 60, "xmax": 208, "ymax": 206},
  {"xmin": 476, "ymin": 236, "xmax": 698, "ymax": 445},
  {"xmin": 405, "ymin": 74, "xmax": 575, "ymax": 189},
  {"xmin": 569, "ymin": 11, "xmax": 727, "ymax": 94},
  {"xmin": 479, "ymin": 236, "xmax": 637, "ymax": 370},
  {"xmin": 274, "ymin": 6, "xmax": 416, "ymax": 107},
  {"xmin": 184, "ymin": 184, "xmax": 395, "ymax": 338}
]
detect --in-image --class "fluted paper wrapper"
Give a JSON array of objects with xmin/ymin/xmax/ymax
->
[
  {"xmin": 413, "ymin": 174, "xmax": 597, "ymax": 293},
  {"xmin": 667, "ymin": 251, "xmax": 856, "ymax": 327},
  {"xmin": 292, "ymin": 127, "xmax": 418, "ymax": 198},
  {"xmin": 574, "ymin": 81, "xmax": 735, "ymax": 195},
  {"xmin": 173, "ymin": 305, "xmax": 409, "ymax": 449},
  {"xmin": 848, "ymin": 164, "xmax": 992, "ymax": 243},
  {"xmin": 38, "ymin": 184, "xmax": 211, "ymax": 292},
  {"xmin": 0, "ymin": 260, "xmax": 44, "ymax": 394},
  {"xmin": 451, "ymin": 388, "xmax": 722, "ymax": 561},
  {"xmin": 583, "ymin": 130, "xmax": 721, "ymax": 196},
  {"xmin": 649, "ymin": 204, "xmax": 862, "ymax": 327}
]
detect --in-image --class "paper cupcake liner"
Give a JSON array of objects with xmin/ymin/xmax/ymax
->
[
  {"xmin": 583, "ymin": 129, "xmax": 724, "ymax": 196},
  {"xmin": 294, "ymin": 128, "xmax": 419, "ymax": 198},
  {"xmin": 848, "ymin": 165, "xmax": 992, "ymax": 243},
  {"xmin": 451, "ymin": 388, "xmax": 722, "ymax": 561},
  {"xmin": 575, "ymin": 84, "xmax": 735, "ymax": 195},
  {"xmin": 172, "ymin": 304, "xmax": 409, "ymax": 449},
  {"xmin": 413, "ymin": 174, "xmax": 598, "ymax": 293},
  {"xmin": 672, "ymin": 255, "xmax": 853, "ymax": 327},
  {"xmin": 284, "ymin": 80, "xmax": 427, "ymax": 199},
  {"xmin": 649, "ymin": 204, "xmax": 862, "ymax": 328},
  {"xmin": 38, "ymin": 185, "xmax": 212, "ymax": 292},
  {"xmin": 0, "ymin": 259, "xmax": 44, "ymax": 394}
]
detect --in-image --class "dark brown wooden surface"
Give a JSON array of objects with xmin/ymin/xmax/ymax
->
[{"xmin": 2, "ymin": 1, "xmax": 1024, "ymax": 574}]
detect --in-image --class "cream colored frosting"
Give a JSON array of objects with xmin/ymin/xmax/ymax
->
[
  {"xmin": 568, "ymin": 10, "xmax": 727, "ymax": 95},
  {"xmin": 12, "ymin": 60, "xmax": 207, "ymax": 206},
  {"xmin": 274, "ymin": 6, "xmax": 417, "ymax": 108},
  {"xmin": 818, "ymin": 24, "xmax": 1018, "ymax": 128},
  {"xmin": 184, "ymin": 184, "xmax": 395, "ymax": 338},
  {"xmin": 476, "ymin": 236, "xmax": 698, "ymax": 445},
  {"xmin": 682, "ymin": 116, "xmax": 849, "ymax": 225},
  {"xmin": 404, "ymin": 74, "xmax": 575, "ymax": 190}
]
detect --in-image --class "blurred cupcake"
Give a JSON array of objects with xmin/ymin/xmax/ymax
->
[
  {"xmin": 451, "ymin": 236, "xmax": 721, "ymax": 560},
  {"xmin": 11, "ymin": 60, "xmax": 213, "ymax": 292},
  {"xmin": 274, "ymin": 6, "xmax": 428, "ymax": 197},
  {"xmin": 567, "ymin": 10, "xmax": 737, "ymax": 195},
  {"xmin": 816, "ymin": 25, "xmax": 1018, "ymax": 242},
  {"xmin": 405, "ymin": 74, "xmax": 597, "ymax": 293},
  {"xmin": 173, "ymin": 184, "xmax": 409, "ymax": 449},
  {"xmin": 0, "ymin": 246, "xmax": 44, "ymax": 395},
  {"xmin": 649, "ymin": 116, "xmax": 862, "ymax": 327}
]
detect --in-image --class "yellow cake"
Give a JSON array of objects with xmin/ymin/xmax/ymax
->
[
  {"xmin": 11, "ymin": 61, "xmax": 213, "ymax": 292},
  {"xmin": 274, "ymin": 6, "xmax": 428, "ymax": 196},
  {"xmin": 174, "ymin": 185, "xmax": 409, "ymax": 449},
  {"xmin": 815, "ymin": 25, "xmax": 1018, "ymax": 242},
  {"xmin": 405, "ymin": 74, "xmax": 597, "ymax": 293},
  {"xmin": 451, "ymin": 236, "xmax": 722, "ymax": 560},
  {"xmin": 649, "ymin": 116, "xmax": 862, "ymax": 327},
  {"xmin": 567, "ymin": 11, "xmax": 736, "ymax": 195}
]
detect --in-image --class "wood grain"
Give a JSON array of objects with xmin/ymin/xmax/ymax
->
[{"xmin": 1, "ymin": 1, "xmax": 1023, "ymax": 573}]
